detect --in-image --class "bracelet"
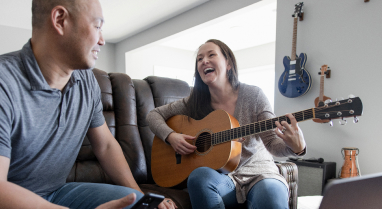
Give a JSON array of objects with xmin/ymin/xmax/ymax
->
[{"xmin": 295, "ymin": 147, "xmax": 306, "ymax": 156}]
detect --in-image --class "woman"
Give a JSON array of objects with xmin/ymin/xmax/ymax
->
[{"xmin": 147, "ymin": 39, "xmax": 306, "ymax": 209}]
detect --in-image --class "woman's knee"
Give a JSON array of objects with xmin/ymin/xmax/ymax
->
[
  {"xmin": 247, "ymin": 179, "xmax": 288, "ymax": 209},
  {"xmin": 188, "ymin": 167, "xmax": 214, "ymax": 183}
]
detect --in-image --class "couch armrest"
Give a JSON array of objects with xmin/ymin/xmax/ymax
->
[{"xmin": 276, "ymin": 162, "xmax": 298, "ymax": 209}]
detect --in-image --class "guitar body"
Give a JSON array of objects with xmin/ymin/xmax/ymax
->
[
  {"xmin": 313, "ymin": 96, "xmax": 331, "ymax": 123},
  {"xmin": 151, "ymin": 110, "xmax": 242, "ymax": 188},
  {"xmin": 278, "ymin": 53, "xmax": 312, "ymax": 98}
]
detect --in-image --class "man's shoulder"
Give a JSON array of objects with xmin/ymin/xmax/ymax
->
[
  {"xmin": 0, "ymin": 50, "xmax": 24, "ymax": 84},
  {"xmin": 0, "ymin": 50, "xmax": 23, "ymax": 70}
]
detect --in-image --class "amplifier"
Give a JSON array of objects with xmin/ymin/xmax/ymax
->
[{"xmin": 287, "ymin": 160, "xmax": 336, "ymax": 196}]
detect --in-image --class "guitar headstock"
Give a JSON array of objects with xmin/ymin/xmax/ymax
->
[
  {"xmin": 293, "ymin": 2, "xmax": 304, "ymax": 18},
  {"xmin": 314, "ymin": 97, "xmax": 363, "ymax": 121}
]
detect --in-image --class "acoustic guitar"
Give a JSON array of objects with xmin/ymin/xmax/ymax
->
[
  {"xmin": 313, "ymin": 65, "xmax": 331, "ymax": 123},
  {"xmin": 278, "ymin": 2, "xmax": 312, "ymax": 98},
  {"xmin": 151, "ymin": 97, "xmax": 363, "ymax": 188}
]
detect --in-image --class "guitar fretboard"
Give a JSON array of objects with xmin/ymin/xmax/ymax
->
[
  {"xmin": 212, "ymin": 108, "xmax": 314, "ymax": 145},
  {"xmin": 291, "ymin": 17, "xmax": 298, "ymax": 61}
]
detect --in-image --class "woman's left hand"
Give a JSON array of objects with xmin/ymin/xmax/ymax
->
[
  {"xmin": 274, "ymin": 113, "xmax": 306, "ymax": 154},
  {"xmin": 158, "ymin": 198, "xmax": 177, "ymax": 209}
]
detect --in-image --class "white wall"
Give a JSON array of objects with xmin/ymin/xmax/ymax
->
[
  {"xmin": 0, "ymin": 25, "xmax": 31, "ymax": 55},
  {"xmin": 235, "ymin": 42, "xmax": 275, "ymax": 69},
  {"xmin": 115, "ymin": 0, "xmax": 261, "ymax": 73},
  {"xmin": 125, "ymin": 45, "xmax": 194, "ymax": 79},
  {"xmin": 275, "ymin": 0, "xmax": 382, "ymax": 175},
  {"xmin": 95, "ymin": 42, "xmax": 116, "ymax": 73}
]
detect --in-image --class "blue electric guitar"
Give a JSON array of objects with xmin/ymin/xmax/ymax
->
[{"xmin": 278, "ymin": 2, "xmax": 311, "ymax": 98}]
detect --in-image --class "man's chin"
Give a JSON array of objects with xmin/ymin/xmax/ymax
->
[{"xmin": 73, "ymin": 61, "xmax": 96, "ymax": 70}]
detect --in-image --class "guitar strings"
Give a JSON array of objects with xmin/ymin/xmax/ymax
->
[{"xmin": 194, "ymin": 108, "xmax": 314, "ymax": 148}]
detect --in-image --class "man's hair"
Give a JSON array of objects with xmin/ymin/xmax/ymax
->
[{"xmin": 32, "ymin": 0, "xmax": 80, "ymax": 29}]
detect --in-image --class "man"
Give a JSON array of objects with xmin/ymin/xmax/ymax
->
[{"xmin": 0, "ymin": 0, "xmax": 176, "ymax": 208}]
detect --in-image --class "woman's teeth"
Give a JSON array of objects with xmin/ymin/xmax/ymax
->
[{"xmin": 204, "ymin": 68, "xmax": 215, "ymax": 74}]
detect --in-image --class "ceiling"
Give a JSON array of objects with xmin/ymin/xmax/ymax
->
[
  {"xmin": 0, "ymin": 0, "xmax": 276, "ymax": 51},
  {"xmin": 159, "ymin": 0, "xmax": 277, "ymax": 52},
  {"xmin": 0, "ymin": 0, "xmax": 208, "ymax": 43}
]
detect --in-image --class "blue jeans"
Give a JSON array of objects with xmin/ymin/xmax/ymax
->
[
  {"xmin": 187, "ymin": 167, "xmax": 289, "ymax": 209},
  {"xmin": 42, "ymin": 182, "xmax": 144, "ymax": 209}
]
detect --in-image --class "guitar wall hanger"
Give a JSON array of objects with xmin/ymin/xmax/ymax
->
[{"xmin": 318, "ymin": 67, "xmax": 331, "ymax": 78}]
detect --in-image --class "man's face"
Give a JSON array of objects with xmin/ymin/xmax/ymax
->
[{"xmin": 64, "ymin": 0, "xmax": 105, "ymax": 70}]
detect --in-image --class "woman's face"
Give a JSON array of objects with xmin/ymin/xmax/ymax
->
[{"xmin": 196, "ymin": 42, "xmax": 231, "ymax": 86}]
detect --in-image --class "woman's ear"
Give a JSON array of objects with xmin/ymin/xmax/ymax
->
[
  {"xmin": 51, "ymin": 6, "xmax": 69, "ymax": 36},
  {"xmin": 227, "ymin": 63, "xmax": 232, "ymax": 71}
]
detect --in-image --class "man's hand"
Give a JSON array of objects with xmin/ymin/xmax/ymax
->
[
  {"xmin": 96, "ymin": 193, "xmax": 136, "ymax": 209},
  {"xmin": 166, "ymin": 133, "xmax": 196, "ymax": 155},
  {"xmin": 158, "ymin": 198, "xmax": 177, "ymax": 209}
]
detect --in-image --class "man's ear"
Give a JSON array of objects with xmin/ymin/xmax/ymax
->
[{"xmin": 51, "ymin": 6, "xmax": 69, "ymax": 36}]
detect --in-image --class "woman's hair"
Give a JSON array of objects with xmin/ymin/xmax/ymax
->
[{"xmin": 185, "ymin": 39, "xmax": 239, "ymax": 120}]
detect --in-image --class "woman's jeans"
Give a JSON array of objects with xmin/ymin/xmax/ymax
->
[
  {"xmin": 188, "ymin": 167, "xmax": 289, "ymax": 209},
  {"xmin": 42, "ymin": 182, "xmax": 144, "ymax": 209}
]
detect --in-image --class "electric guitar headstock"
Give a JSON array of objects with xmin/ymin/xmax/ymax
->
[
  {"xmin": 314, "ymin": 96, "xmax": 363, "ymax": 126},
  {"xmin": 293, "ymin": 2, "xmax": 304, "ymax": 20}
]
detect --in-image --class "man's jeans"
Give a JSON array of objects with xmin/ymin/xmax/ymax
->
[
  {"xmin": 187, "ymin": 167, "xmax": 289, "ymax": 209},
  {"xmin": 42, "ymin": 182, "xmax": 144, "ymax": 209}
]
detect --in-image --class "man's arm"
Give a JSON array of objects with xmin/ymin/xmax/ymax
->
[
  {"xmin": 0, "ymin": 156, "xmax": 68, "ymax": 209},
  {"xmin": 86, "ymin": 122, "xmax": 143, "ymax": 193}
]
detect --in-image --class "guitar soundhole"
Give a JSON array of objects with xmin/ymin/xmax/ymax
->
[{"xmin": 195, "ymin": 132, "xmax": 212, "ymax": 153}]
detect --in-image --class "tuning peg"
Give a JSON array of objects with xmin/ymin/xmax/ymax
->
[
  {"xmin": 353, "ymin": 116, "xmax": 359, "ymax": 123},
  {"xmin": 348, "ymin": 94, "xmax": 355, "ymax": 99},
  {"xmin": 339, "ymin": 117, "xmax": 347, "ymax": 125},
  {"xmin": 329, "ymin": 120, "xmax": 333, "ymax": 127},
  {"xmin": 324, "ymin": 99, "xmax": 332, "ymax": 105}
]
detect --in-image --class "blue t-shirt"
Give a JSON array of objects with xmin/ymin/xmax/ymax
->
[{"xmin": 0, "ymin": 40, "xmax": 105, "ymax": 196}]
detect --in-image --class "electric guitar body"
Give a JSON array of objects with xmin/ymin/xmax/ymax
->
[{"xmin": 279, "ymin": 53, "xmax": 311, "ymax": 98}]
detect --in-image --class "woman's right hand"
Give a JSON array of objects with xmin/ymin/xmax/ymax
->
[{"xmin": 166, "ymin": 132, "xmax": 197, "ymax": 155}]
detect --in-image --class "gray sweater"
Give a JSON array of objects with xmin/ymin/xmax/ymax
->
[{"xmin": 147, "ymin": 83, "xmax": 305, "ymax": 203}]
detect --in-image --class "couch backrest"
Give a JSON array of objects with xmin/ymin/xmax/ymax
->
[
  {"xmin": 67, "ymin": 69, "xmax": 190, "ymax": 185},
  {"xmin": 133, "ymin": 76, "xmax": 191, "ymax": 183}
]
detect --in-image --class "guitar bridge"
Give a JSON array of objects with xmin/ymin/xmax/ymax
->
[{"xmin": 175, "ymin": 152, "xmax": 181, "ymax": 164}]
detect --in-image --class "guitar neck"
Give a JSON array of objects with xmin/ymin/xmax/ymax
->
[
  {"xmin": 319, "ymin": 75, "xmax": 325, "ymax": 101},
  {"xmin": 291, "ymin": 17, "xmax": 298, "ymax": 61},
  {"xmin": 212, "ymin": 108, "xmax": 314, "ymax": 145}
]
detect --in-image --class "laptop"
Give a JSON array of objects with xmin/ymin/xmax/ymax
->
[{"xmin": 319, "ymin": 172, "xmax": 382, "ymax": 209}]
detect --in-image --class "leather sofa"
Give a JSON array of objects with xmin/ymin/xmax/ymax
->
[{"xmin": 66, "ymin": 68, "xmax": 298, "ymax": 209}]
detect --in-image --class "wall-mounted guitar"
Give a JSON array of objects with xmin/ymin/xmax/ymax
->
[
  {"xmin": 313, "ymin": 65, "xmax": 331, "ymax": 123},
  {"xmin": 151, "ymin": 97, "xmax": 363, "ymax": 188},
  {"xmin": 278, "ymin": 2, "xmax": 312, "ymax": 98}
]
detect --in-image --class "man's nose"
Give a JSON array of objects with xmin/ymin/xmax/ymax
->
[{"xmin": 98, "ymin": 33, "xmax": 105, "ymax": 46}]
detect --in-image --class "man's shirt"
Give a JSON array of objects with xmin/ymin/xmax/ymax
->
[{"xmin": 0, "ymin": 40, "xmax": 105, "ymax": 196}]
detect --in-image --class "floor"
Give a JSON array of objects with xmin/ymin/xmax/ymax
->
[{"xmin": 297, "ymin": 196, "xmax": 323, "ymax": 209}]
